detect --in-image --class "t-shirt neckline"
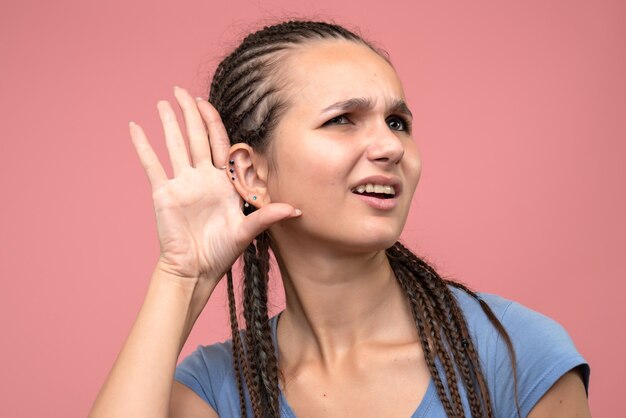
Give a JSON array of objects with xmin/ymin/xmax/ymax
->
[{"xmin": 269, "ymin": 311, "xmax": 436, "ymax": 418}]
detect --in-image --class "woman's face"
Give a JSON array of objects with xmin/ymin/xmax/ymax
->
[{"xmin": 265, "ymin": 39, "xmax": 422, "ymax": 253}]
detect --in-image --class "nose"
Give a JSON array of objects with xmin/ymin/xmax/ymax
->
[{"xmin": 366, "ymin": 121, "xmax": 405, "ymax": 167}]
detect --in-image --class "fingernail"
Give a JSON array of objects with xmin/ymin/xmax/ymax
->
[
  {"xmin": 129, "ymin": 121, "xmax": 135, "ymax": 127},
  {"xmin": 195, "ymin": 96, "xmax": 204, "ymax": 101},
  {"xmin": 173, "ymin": 85, "xmax": 180, "ymax": 90},
  {"xmin": 293, "ymin": 209, "xmax": 302, "ymax": 216}
]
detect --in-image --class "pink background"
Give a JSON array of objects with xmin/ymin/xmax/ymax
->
[{"xmin": 1, "ymin": 0, "xmax": 624, "ymax": 416}]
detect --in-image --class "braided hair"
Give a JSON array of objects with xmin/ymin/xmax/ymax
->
[{"xmin": 210, "ymin": 19, "xmax": 521, "ymax": 418}]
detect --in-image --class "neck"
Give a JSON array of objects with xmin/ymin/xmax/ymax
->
[{"xmin": 270, "ymin": 237, "xmax": 416, "ymax": 371}]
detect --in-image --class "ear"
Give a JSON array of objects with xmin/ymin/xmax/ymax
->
[{"xmin": 227, "ymin": 143, "xmax": 271, "ymax": 209}]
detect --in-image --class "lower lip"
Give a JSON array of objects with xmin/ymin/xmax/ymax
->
[{"xmin": 352, "ymin": 193, "xmax": 399, "ymax": 210}]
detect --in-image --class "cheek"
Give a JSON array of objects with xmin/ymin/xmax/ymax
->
[
  {"xmin": 269, "ymin": 139, "xmax": 354, "ymax": 206},
  {"xmin": 404, "ymin": 142, "xmax": 422, "ymax": 189}
]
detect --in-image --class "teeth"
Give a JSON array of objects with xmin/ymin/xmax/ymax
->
[{"xmin": 353, "ymin": 183, "xmax": 396, "ymax": 195}]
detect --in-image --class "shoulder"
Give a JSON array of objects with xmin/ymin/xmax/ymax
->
[
  {"xmin": 174, "ymin": 338, "xmax": 236, "ymax": 412},
  {"xmin": 174, "ymin": 313, "xmax": 281, "ymax": 417},
  {"xmin": 447, "ymin": 285, "xmax": 513, "ymax": 328},
  {"xmin": 447, "ymin": 284, "xmax": 590, "ymax": 417},
  {"xmin": 177, "ymin": 338, "xmax": 235, "ymax": 376},
  {"xmin": 447, "ymin": 284, "xmax": 583, "ymax": 352}
]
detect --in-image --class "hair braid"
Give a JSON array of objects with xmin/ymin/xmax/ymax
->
[
  {"xmin": 418, "ymin": 274, "xmax": 483, "ymax": 415},
  {"xmin": 411, "ymin": 264, "xmax": 478, "ymax": 414},
  {"xmin": 446, "ymin": 281, "xmax": 522, "ymax": 417},
  {"xmin": 443, "ymin": 308, "xmax": 486, "ymax": 416},
  {"xmin": 392, "ymin": 261, "xmax": 460, "ymax": 416},
  {"xmin": 389, "ymin": 242, "xmax": 489, "ymax": 416},
  {"xmin": 242, "ymin": 234, "xmax": 280, "ymax": 417},
  {"xmin": 396, "ymin": 246, "xmax": 481, "ymax": 412},
  {"xmin": 226, "ymin": 267, "xmax": 252, "ymax": 416},
  {"xmin": 388, "ymin": 241, "xmax": 523, "ymax": 417},
  {"xmin": 391, "ymin": 242, "xmax": 496, "ymax": 416},
  {"xmin": 255, "ymin": 232, "xmax": 281, "ymax": 411},
  {"xmin": 442, "ymin": 287, "xmax": 491, "ymax": 416},
  {"xmin": 241, "ymin": 241, "xmax": 266, "ymax": 416},
  {"xmin": 221, "ymin": 75, "xmax": 263, "ymax": 119},
  {"xmin": 229, "ymin": 88, "xmax": 278, "ymax": 141},
  {"xmin": 217, "ymin": 47, "xmax": 284, "ymax": 103}
]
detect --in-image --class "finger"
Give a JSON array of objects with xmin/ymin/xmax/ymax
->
[
  {"xmin": 236, "ymin": 203, "xmax": 302, "ymax": 245},
  {"xmin": 157, "ymin": 100, "xmax": 190, "ymax": 177},
  {"xmin": 195, "ymin": 100, "xmax": 231, "ymax": 168},
  {"xmin": 173, "ymin": 86, "xmax": 213, "ymax": 167},
  {"xmin": 129, "ymin": 121, "xmax": 168, "ymax": 192}
]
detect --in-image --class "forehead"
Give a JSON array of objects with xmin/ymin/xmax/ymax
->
[{"xmin": 281, "ymin": 39, "xmax": 405, "ymax": 113}]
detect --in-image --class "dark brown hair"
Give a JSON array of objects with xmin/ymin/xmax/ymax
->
[{"xmin": 210, "ymin": 19, "xmax": 521, "ymax": 418}]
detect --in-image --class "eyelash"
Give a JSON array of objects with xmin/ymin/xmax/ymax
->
[{"xmin": 323, "ymin": 114, "xmax": 412, "ymax": 133}]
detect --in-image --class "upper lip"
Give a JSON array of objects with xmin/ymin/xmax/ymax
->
[{"xmin": 350, "ymin": 175, "xmax": 403, "ymax": 197}]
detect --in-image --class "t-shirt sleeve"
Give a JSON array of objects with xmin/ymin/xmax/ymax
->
[
  {"xmin": 491, "ymin": 300, "xmax": 590, "ymax": 417},
  {"xmin": 174, "ymin": 343, "xmax": 233, "ymax": 412}
]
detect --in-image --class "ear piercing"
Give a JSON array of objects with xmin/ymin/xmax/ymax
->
[
  {"xmin": 228, "ymin": 159, "xmax": 235, "ymax": 180},
  {"xmin": 228, "ymin": 159, "xmax": 257, "ymax": 210},
  {"xmin": 244, "ymin": 195, "xmax": 257, "ymax": 207}
]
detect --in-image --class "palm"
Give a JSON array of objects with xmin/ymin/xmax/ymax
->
[
  {"xmin": 130, "ymin": 87, "xmax": 298, "ymax": 284},
  {"xmin": 152, "ymin": 162, "xmax": 241, "ymax": 280}
]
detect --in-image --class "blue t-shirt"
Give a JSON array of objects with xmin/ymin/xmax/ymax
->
[{"xmin": 175, "ymin": 286, "xmax": 590, "ymax": 417}]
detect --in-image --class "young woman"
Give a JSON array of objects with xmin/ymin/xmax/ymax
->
[{"xmin": 90, "ymin": 20, "xmax": 591, "ymax": 417}]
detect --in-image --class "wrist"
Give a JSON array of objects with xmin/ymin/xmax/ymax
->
[
  {"xmin": 154, "ymin": 258, "xmax": 199, "ymax": 282},
  {"xmin": 151, "ymin": 262, "xmax": 200, "ymax": 295},
  {"xmin": 150, "ymin": 261, "xmax": 217, "ymax": 351}
]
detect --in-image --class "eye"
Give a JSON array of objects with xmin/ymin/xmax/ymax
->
[
  {"xmin": 323, "ymin": 114, "xmax": 352, "ymax": 126},
  {"xmin": 387, "ymin": 115, "xmax": 412, "ymax": 133}
]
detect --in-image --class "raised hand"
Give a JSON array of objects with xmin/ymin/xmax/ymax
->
[{"xmin": 129, "ymin": 86, "xmax": 300, "ymax": 284}]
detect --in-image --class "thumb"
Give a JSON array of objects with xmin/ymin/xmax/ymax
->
[{"xmin": 238, "ymin": 203, "xmax": 301, "ymax": 242}]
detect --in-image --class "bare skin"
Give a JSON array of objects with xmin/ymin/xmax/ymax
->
[{"xmin": 90, "ymin": 39, "xmax": 591, "ymax": 417}]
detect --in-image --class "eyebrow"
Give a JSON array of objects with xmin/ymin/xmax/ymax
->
[{"xmin": 321, "ymin": 97, "xmax": 413, "ymax": 119}]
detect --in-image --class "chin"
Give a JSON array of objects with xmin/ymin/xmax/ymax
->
[
  {"xmin": 342, "ymin": 226, "xmax": 402, "ymax": 253},
  {"xmin": 338, "ymin": 238, "xmax": 398, "ymax": 255},
  {"xmin": 288, "ymin": 212, "xmax": 404, "ymax": 253},
  {"xmin": 363, "ymin": 219, "xmax": 403, "ymax": 239}
]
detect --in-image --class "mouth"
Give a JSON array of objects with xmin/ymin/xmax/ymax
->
[
  {"xmin": 350, "ymin": 176, "xmax": 402, "ymax": 199},
  {"xmin": 349, "ymin": 176, "xmax": 402, "ymax": 210},
  {"xmin": 350, "ymin": 184, "xmax": 396, "ymax": 199}
]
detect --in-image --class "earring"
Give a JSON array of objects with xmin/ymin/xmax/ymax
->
[
  {"xmin": 244, "ymin": 195, "xmax": 257, "ymax": 208},
  {"xmin": 229, "ymin": 160, "xmax": 235, "ymax": 180}
]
